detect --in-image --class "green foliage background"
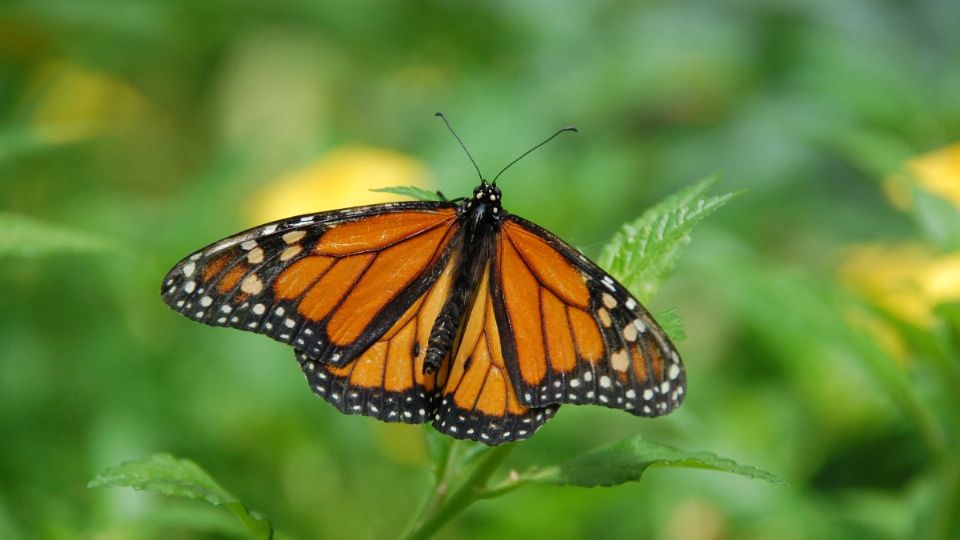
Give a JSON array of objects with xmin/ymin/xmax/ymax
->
[{"xmin": 2, "ymin": 1, "xmax": 959, "ymax": 538}]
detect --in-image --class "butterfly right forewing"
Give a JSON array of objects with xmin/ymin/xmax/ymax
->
[{"xmin": 491, "ymin": 216, "xmax": 685, "ymax": 416}]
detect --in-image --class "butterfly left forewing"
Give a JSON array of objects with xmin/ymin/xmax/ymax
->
[
  {"xmin": 161, "ymin": 202, "xmax": 459, "ymax": 367},
  {"xmin": 492, "ymin": 216, "xmax": 685, "ymax": 417}
]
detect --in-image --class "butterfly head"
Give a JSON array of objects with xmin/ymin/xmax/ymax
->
[{"xmin": 462, "ymin": 180, "xmax": 504, "ymax": 231}]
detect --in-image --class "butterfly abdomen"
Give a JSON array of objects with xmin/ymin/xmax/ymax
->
[{"xmin": 424, "ymin": 198, "xmax": 500, "ymax": 374}]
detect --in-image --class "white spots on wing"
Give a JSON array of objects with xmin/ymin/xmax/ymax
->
[
  {"xmin": 299, "ymin": 216, "xmax": 314, "ymax": 223},
  {"xmin": 241, "ymin": 273, "xmax": 263, "ymax": 294},
  {"xmin": 669, "ymin": 363, "xmax": 681, "ymax": 380},
  {"xmin": 331, "ymin": 352, "xmax": 341, "ymax": 363},
  {"xmin": 182, "ymin": 261, "xmax": 196, "ymax": 277},
  {"xmin": 602, "ymin": 292, "xmax": 617, "ymax": 309},
  {"xmin": 599, "ymin": 375, "xmax": 612, "ymax": 388},
  {"xmin": 569, "ymin": 378, "xmax": 581, "ymax": 388},
  {"xmin": 217, "ymin": 317, "xmax": 227, "ymax": 323},
  {"xmin": 601, "ymin": 276, "xmax": 615, "ymax": 291},
  {"xmin": 176, "ymin": 300, "xmax": 184, "ymax": 307},
  {"xmin": 634, "ymin": 319, "xmax": 647, "ymax": 333},
  {"xmin": 283, "ymin": 230, "xmax": 306, "ymax": 244},
  {"xmin": 598, "ymin": 308, "xmax": 612, "ymax": 328},
  {"xmin": 660, "ymin": 381, "xmax": 672, "ymax": 394},
  {"xmin": 611, "ymin": 349, "xmax": 628, "ymax": 372},
  {"xmin": 199, "ymin": 296, "xmax": 213, "ymax": 307},
  {"xmin": 599, "ymin": 395, "xmax": 609, "ymax": 403},
  {"xmin": 190, "ymin": 252, "xmax": 202, "ymax": 261},
  {"xmin": 247, "ymin": 247, "xmax": 264, "ymax": 264},
  {"xmin": 280, "ymin": 245, "xmax": 302, "ymax": 261},
  {"xmin": 625, "ymin": 389, "xmax": 636, "ymax": 399},
  {"xmin": 220, "ymin": 305, "xmax": 232, "ymax": 313},
  {"xmin": 625, "ymin": 298, "xmax": 637, "ymax": 310},
  {"xmin": 493, "ymin": 207, "xmax": 499, "ymax": 214},
  {"xmin": 583, "ymin": 371, "xmax": 593, "ymax": 382},
  {"xmin": 263, "ymin": 224, "xmax": 278, "ymax": 235},
  {"xmin": 195, "ymin": 311, "xmax": 204, "ymax": 318},
  {"xmin": 247, "ymin": 322, "xmax": 257, "ymax": 329},
  {"xmin": 284, "ymin": 318, "xmax": 296, "ymax": 329},
  {"xmin": 240, "ymin": 239, "xmax": 257, "ymax": 251},
  {"xmin": 183, "ymin": 281, "xmax": 196, "ymax": 294},
  {"xmin": 253, "ymin": 303, "xmax": 266, "ymax": 315},
  {"xmin": 275, "ymin": 306, "xmax": 285, "ymax": 316},
  {"xmin": 643, "ymin": 389, "xmax": 654, "ymax": 400},
  {"xmin": 623, "ymin": 323, "xmax": 638, "ymax": 342}
]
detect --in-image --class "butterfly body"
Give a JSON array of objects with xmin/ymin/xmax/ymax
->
[
  {"xmin": 425, "ymin": 182, "xmax": 503, "ymax": 373},
  {"xmin": 162, "ymin": 179, "xmax": 685, "ymax": 445}
]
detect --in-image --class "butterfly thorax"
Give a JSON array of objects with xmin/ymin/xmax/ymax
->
[{"xmin": 423, "ymin": 181, "xmax": 503, "ymax": 374}]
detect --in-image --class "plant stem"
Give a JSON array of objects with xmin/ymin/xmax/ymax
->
[{"xmin": 402, "ymin": 444, "xmax": 516, "ymax": 540}]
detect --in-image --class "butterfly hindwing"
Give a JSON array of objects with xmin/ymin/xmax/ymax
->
[
  {"xmin": 433, "ymin": 262, "xmax": 559, "ymax": 444},
  {"xmin": 492, "ymin": 216, "xmax": 685, "ymax": 417},
  {"xmin": 161, "ymin": 202, "xmax": 460, "ymax": 367},
  {"xmin": 293, "ymin": 252, "xmax": 460, "ymax": 423}
]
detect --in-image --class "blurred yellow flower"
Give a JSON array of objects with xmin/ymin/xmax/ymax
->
[
  {"xmin": 26, "ymin": 60, "xmax": 149, "ymax": 143},
  {"xmin": 884, "ymin": 142, "xmax": 960, "ymax": 210},
  {"xmin": 840, "ymin": 243, "xmax": 960, "ymax": 328},
  {"xmin": 246, "ymin": 146, "xmax": 432, "ymax": 225}
]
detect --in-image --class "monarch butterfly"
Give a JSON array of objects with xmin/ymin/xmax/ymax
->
[{"xmin": 161, "ymin": 114, "xmax": 685, "ymax": 445}]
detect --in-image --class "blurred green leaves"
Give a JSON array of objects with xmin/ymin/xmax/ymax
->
[
  {"xmin": 0, "ymin": 212, "xmax": 121, "ymax": 257},
  {"xmin": 89, "ymin": 454, "xmax": 273, "ymax": 540}
]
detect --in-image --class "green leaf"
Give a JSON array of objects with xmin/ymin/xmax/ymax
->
[
  {"xmin": 89, "ymin": 454, "xmax": 273, "ymax": 539},
  {"xmin": 654, "ymin": 308, "xmax": 685, "ymax": 342},
  {"xmin": 528, "ymin": 436, "xmax": 784, "ymax": 488},
  {"xmin": 0, "ymin": 212, "xmax": 121, "ymax": 257},
  {"xmin": 598, "ymin": 176, "xmax": 740, "ymax": 303},
  {"xmin": 911, "ymin": 187, "xmax": 960, "ymax": 251},
  {"xmin": 371, "ymin": 185, "xmax": 443, "ymax": 202}
]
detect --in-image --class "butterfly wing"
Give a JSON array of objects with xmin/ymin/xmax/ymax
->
[
  {"xmin": 161, "ymin": 201, "xmax": 460, "ymax": 367},
  {"xmin": 292, "ymin": 251, "xmax": 460, "ymax": 424},
  {"xmin": 492, "ymin": 216, "xmax": 685, "ymax": 417},
  {"xmin": 432, "ymin": 261, "xmax": 559, "ymax": 444}
]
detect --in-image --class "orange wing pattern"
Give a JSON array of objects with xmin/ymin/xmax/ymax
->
[
  {"xmin": 162, "ymin": 182, "xmax": 688, "ymax": 446},
  {"xmin": 161, "ymin": 202, "xmax": 460, "ymax": 367},
  {"xmin": 432, "ymin": 263, "xmax": 558, "ymax": 444},
  {"xmin": 294, "ymin": 253, "xmax": 459, "ymax": 423},
  {"xmin": 493, "ymin": 217, "xmax": 685, "ymax": 417}
]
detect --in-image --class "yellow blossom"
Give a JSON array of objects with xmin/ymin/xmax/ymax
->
[
  {"xmin": 246, "ymin": 146, "xmax": 432, "ymax": 225},
  {"xmin": 884, "ymin": 143, "xmax": 960, "ymax": 210},
  {"xmin": 26, "ymin": 60, "xmax": 149, "ymax": 143},
  {"xmin": 840, "ymin": 243, "xmax": 960, "ymax": 328}
]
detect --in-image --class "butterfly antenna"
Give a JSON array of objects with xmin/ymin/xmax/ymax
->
[
  {"xmin": 435, "ymin": 112, "xmax": 484, "ymax": 182},
  {"xmin": 492, "ymin": 126, "xmax": 578, "ymax": 184}
]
